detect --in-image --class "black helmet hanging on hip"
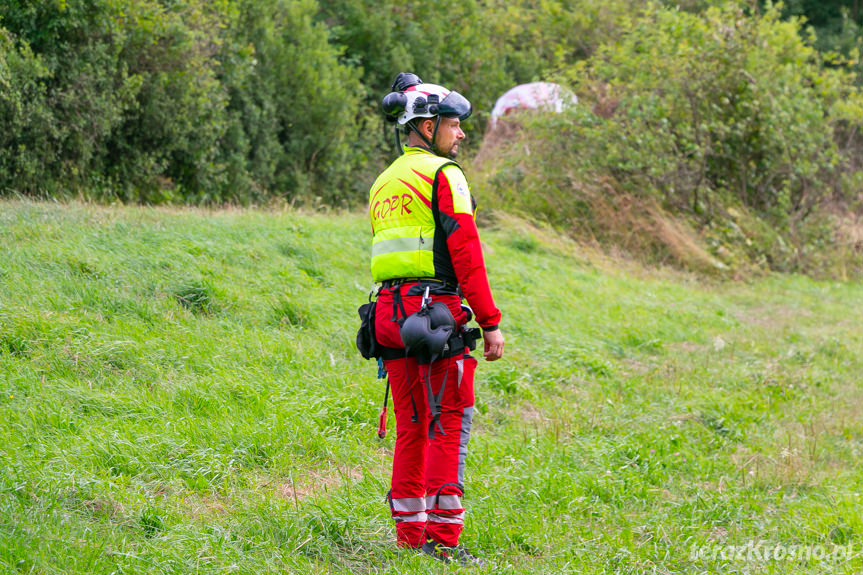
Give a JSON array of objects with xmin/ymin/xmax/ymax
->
[{"xmin": 399, "ymin": 300, "xmax": 457, "ymax": 365}]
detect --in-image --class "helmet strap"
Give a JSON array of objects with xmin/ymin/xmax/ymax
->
[
  {"xmin": 406, "ymin": 120, "xmax": 433, "ymax": 151},
  {"xmin": 405, "ymin": 117, "xmax": 445, "ymax": 157},
  {"xmin": 394, "ymin": 125, "xmax": 403, "ymax": 155},
  {"xmin": 430, "ymin": 116, "xmax": 443, "ymax": 156}
]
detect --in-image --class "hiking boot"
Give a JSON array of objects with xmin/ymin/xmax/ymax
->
[{"xmin": 421, "ymin": 540, "xmax": 486, "ymax": 567}]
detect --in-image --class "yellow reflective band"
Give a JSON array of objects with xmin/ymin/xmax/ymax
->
[{"xmin": 372, "ymin": 236, "xmax": 433, "ymax": 258}]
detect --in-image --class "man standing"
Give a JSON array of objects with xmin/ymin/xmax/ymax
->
[{"xmin": 368, "ymin": 72, "xmax": 505, "ymax": 566}]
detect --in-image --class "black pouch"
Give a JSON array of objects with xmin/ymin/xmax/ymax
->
[
  {"xmin": 356, "ymin": 300, "xmax": 378, "ymax": 360},
  {"xmin": 462, "ymin": 327, "xmax": 481, "ymax": 352}
]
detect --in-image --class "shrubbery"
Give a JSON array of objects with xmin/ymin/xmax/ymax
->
[
  {"xmin": 3, "ymin": 0, "xmax": 863, "ymax": 278},
  {"xmin": 0, "ymin": 0, "xmax": 364, "ymax": 203},
  {"xmin": 0, "ymin": 0, "xmax": 647, "ymax": 203},
  {"xmin": 476, "ymin": 3, "xmax": 863, "ymax": 274}
]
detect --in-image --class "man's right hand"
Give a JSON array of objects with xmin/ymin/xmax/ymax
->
[{"xmin": 482, "ymin": 329, "xmax": 505, "ymax": 361}]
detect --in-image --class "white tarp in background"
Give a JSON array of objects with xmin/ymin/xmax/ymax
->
[{"xmin": 490, "ymin": 82, "xmax": 578, "ymax": 127}]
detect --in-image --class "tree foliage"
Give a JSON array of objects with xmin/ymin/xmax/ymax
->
[
  {"xmin": 581, "ymin": 3, "xmax": 856, "ymax": 216},
  {"xmin": 0, "ymin": 0, "xmax": 367, "ymax": 203},
  {"xmin": 0, "ymin": 0, "xmax": 652, "ymax": 202},
  {"xmin": 479, "ymin": 2, "xmax": 863, "ymax": 271},
  {"xmin": 0, "ymin": 27, "xmax": 52, "ymax": 189},
  {"xmin": 0, "ymin": 0, "xmax": 862, "ymax": 210}
]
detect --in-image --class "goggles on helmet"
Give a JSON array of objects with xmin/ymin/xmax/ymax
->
[{"xmin": 436, "ymin": 90, "xmax": 472, "ymax": 121}]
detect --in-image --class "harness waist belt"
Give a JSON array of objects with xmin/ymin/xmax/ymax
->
[
  {"xmin": 379, "ymin": 328, "xmax": 479, "ymax": 363},
  {"xmin": 381, "ymin": 277, "xmax": 441, "ymax": 289}
]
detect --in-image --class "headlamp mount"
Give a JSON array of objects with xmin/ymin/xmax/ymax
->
[{"xmin": 391, "ymin": 72, "xmax": 423, "ymax": 92}]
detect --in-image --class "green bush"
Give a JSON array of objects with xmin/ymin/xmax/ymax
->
[
  {"xmin": 0, "ymin": 0, "xmax": 369, "ymax": 204},
  {"xmin": 2, "ymin": 0, "xmax": 863, "ymax": 217},
  {"xmin": 478, "ymin": 2, "xmax": 863, "ymax": 272},
  {"xmin": 0, "ymin": 27, "xmax": 52, "ymax": 194},
  {"xmin": 319, "ymin": 0, "xmax": 641, "ymax": 136},
  {"xmin": 578, "ymin": 3, "xmax": 860, "ymax": 217},
  {"xmin": 0, "ymin": 0, "xmax": 229, "ymax": 200},
  {"xmin": 219, "ymin": 0, "xmax": 367, "ymax": 204}
]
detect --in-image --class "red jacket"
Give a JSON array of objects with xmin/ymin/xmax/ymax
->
[{"xmin": 430, "ymin": 162, "xmax": 501, "ymax": 330}]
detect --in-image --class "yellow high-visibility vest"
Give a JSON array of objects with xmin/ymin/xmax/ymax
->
[{"xmin": 368, "ymin": 147, "xmax": 470, "ymax": 282}]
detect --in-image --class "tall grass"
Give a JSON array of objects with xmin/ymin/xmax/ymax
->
[{"xmin": 1, "ymin": 201, "xmax": 861, "ymax": 573}]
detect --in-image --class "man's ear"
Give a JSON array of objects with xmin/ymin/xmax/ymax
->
[{"xmin": 419, "ymin": 118, "xmax": 435, "ymax": 138}]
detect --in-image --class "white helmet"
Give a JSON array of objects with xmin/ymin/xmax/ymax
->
[{"xmin": 382, "ymin": 73, "xmax": 472, "ymax": 125}]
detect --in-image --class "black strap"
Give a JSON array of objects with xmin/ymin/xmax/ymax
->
[
  {"xmin": 381, "ymin": 378, "xmax": 390, "ymax": 412},
  {"xmin": 390, "ymin": 284, "xmax": 408, "ymax": 324},
  {"xmin": 405, "ymin": 281, "xmax": 458, "ymax": 296},
  {"xmin": 408, "ymin": 385, "xmax": 419, "ymax": 424},
  {"xmin": 397, "ymin": 354, "xmax": 421, "ymax": 424},
  {"xmin": 406, "ymin": 120, "xmax": 434, "ymax": 152},
  {"xmin": 378, "ymin": 346, "xmax": 405, "ymax": 361},
  {"xmin": 426, "ymin": 353, "xmax": 450, "ymax": 438},
  {"xmin": 381, "ymin": 277, "xmax": 439, "ymax": 288},
  {"xmin": 429, "ymin": 115, "xmax": 443, "ymax": 157},
  {"xmin": 430, "ymin": 482, "xmax": 465, "ymax": 509}
]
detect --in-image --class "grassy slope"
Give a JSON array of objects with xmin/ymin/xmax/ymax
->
[{"xmin": 1, "ymin": 200, "xmax": 862, "ymax": 574}]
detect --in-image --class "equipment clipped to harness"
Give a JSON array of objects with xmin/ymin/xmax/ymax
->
[
  {"xmin": 400, "ymin": 287, "xmax": 456, "ymax": 363},
  {"xmin": 399, "ymin": 287, "xmax": 458, "ymax": 437},
  {"xmin": 356, "ymin": 284, "xmax": 381, "ymax": 361},
  {"xmin": 356, "ymin": 290, "xmax": 393, "ymax": 439},
  {"xmin": 366, "ymin": 281, "xmax": 482, "ymax": 439},
  {"xmin": 377, "ymin": 376, "xmax": 390, "ymax": 439}
]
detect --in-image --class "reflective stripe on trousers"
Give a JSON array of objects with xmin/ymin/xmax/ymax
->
[
  {"xmin": 390, "ymin": 495, "xmax": 428, "ymax": 533},
  {"xmin": 392, "ymin": 497, "xmax": 426, "ymax": 513},
  {"xmin": 428, "ymin": 512, "xmax": 465, "ymax": 525},
  {"xmin": 394, "ymin": 512, "xmax": 428, "ymax": 524},
  {"xmin": 385, "ymin": 352, "xmax": 478, "ymax": 547},
  {"xmin": 427, "ymin": 494, "xmax": 462, "ymax": 510},
  {"xmin": 427, "ymin": 492, "xmax": 465, "ymax": 526},
  {"xmin": 458, "ymin": 406, "xmax": 473, "ymax": 485}
]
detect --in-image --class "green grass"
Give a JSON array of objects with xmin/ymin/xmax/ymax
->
[{"xmin": 1, "ymin": 200, "xmax": 862, "ymax": 574}]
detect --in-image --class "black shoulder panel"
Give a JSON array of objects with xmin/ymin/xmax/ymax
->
[{"xmin": 430, "ymin": 162, "xmax": 461, "ymax": 286}]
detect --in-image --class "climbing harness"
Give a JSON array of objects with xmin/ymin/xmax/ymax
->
[{"xmin": 357, "ymin": 280, "xmax": 480, "ymax": 439}]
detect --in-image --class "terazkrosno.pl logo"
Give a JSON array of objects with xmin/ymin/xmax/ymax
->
[{"xmin": 690, "ymin": 541, "xmax": 854, "ymax": 563}]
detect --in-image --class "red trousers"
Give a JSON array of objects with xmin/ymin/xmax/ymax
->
[{"xmin": 375, "ymin": 283, "xmax": 477, "ymax": 548}]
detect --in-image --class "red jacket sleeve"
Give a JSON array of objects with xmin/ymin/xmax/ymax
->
[{"xmin": 435, "ymin": 166, "xmax": 502, "ymax": 329}]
